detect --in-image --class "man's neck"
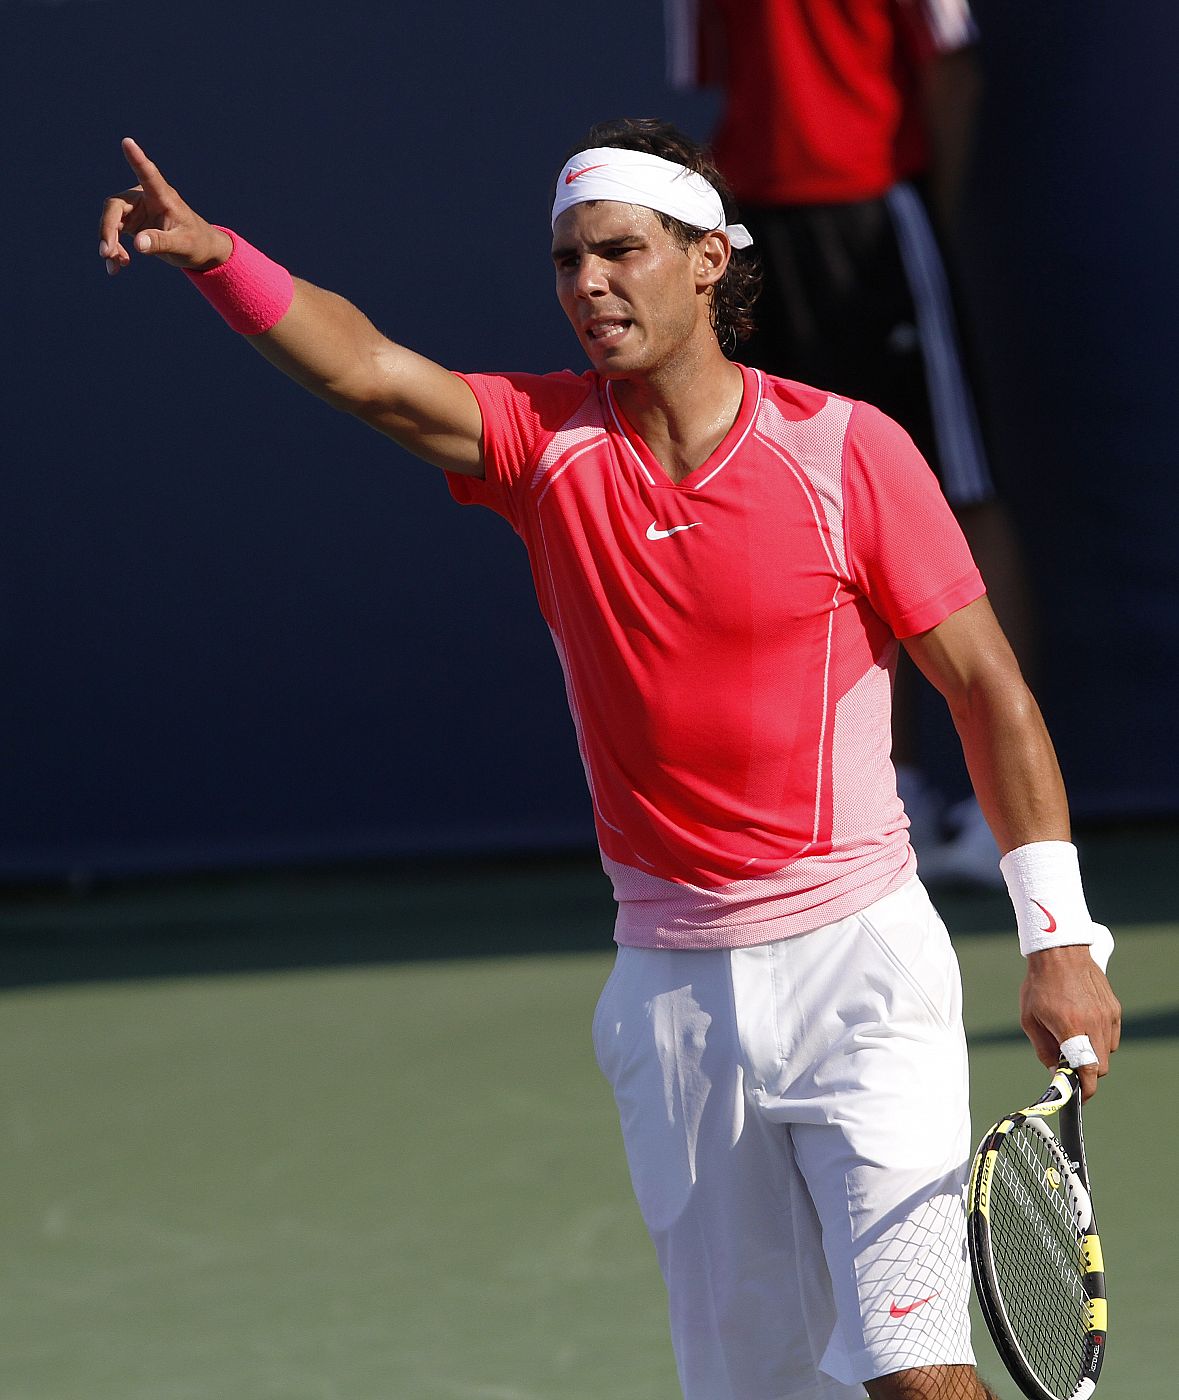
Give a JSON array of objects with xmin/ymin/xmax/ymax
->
[{"xmin": 612, "ymin": 350, "xmax": 745, "ymax": 485}]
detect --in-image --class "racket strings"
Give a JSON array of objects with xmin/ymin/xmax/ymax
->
[{"xmin": 988, "ymin": 1124, "xmax": 1089, "ymax": 1397}]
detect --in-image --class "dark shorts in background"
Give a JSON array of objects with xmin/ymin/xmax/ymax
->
[{"xmin": 740, "ymin": 182, "xmax": 996, "ymax": 507}]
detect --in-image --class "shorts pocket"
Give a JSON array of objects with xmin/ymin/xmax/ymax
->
[{"xmin": 858, "ymin": 891, "xmax": 961, "ymax": 1031}]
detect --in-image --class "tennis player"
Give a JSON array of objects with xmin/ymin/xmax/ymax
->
[{"xmin": 98, "ymin": 119, "xmax": 1121, "ymax": 1400}]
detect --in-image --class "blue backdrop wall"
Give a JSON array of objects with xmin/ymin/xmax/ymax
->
[{"xmin": 3, "ymin": 0, "xmax": 1176, "ymax": 879}]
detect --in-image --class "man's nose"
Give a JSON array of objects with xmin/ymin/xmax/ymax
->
[{"xmin": 574, "ymin": 257, "xmax": 608, "ymax": 298}]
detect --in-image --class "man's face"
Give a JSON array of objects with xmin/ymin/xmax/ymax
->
[{"xmin": 551, "ymin": 201, "xmax": 708, "ymax": 377}]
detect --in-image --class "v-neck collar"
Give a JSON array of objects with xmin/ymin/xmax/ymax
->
[{"xmin": 603, "ymin": 365, "xmax": 763, "ymax": 491}]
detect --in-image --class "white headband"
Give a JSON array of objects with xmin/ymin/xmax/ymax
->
[{"xmin": 552, "ymin": 147, "xmax": 753, "ymax": 249}]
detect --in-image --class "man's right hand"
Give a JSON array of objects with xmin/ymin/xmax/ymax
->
[
  {"xmin": 98, "ymin": 138, "xmax": 486, "ymax": 476},
  {"xmin": 99, "ymin": 138, "xmax": 232, "ymax": 276}
]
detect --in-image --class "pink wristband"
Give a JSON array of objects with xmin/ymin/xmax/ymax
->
[{"xmin": 183, "ymin": 227, "xmax": 294, "ymax": 335}]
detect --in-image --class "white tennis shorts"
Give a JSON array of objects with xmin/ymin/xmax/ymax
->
[{"xmin": 592, "ymin": 877, "xmax": 975, "ymax": 1399}]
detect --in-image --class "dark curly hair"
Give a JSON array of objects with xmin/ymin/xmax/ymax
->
[{"xmin": 557, "ymin": 117, "xmax": 762, "ymax": 357}]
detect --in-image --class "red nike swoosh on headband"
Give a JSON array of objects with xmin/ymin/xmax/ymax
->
[
  {"xmin": 565, "ymin": 164, "xmax": 608, "ymax": 184},
  {"xmin": 889, "ymin": 1294, "xmax": 939, "ymax": 1319},
  {"xmin": 1032, "ymin": 900, "xmax": 1058, "ymax": 933}
]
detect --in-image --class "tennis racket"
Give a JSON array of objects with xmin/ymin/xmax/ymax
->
[{"xmin": 967, "ymin": 1064, "xmax": 1107, "ymax": 1400}]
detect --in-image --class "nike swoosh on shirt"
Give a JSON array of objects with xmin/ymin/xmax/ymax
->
[
  {"xmin": 646, "ymin": 522, "xmax": 702, "ymax": 541},
  {"xmin": 889, "ymin": 1294, "xmax": 939, "ymax": 1319},
  {"xmin": 565, "ymin": 164, "xmax": 608, "ymax": 184}
]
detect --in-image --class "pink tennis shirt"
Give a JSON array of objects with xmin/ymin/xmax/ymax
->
[{"xmin": 447, "ymin": 365, "xmax": 984, "ymax": 949}]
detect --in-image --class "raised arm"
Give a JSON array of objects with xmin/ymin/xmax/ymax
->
[
  {"xmin": 99, "ymin": 139, "xmax": 485, "ymax": 476},
  {"xmin": 904, "ymin": 597, "xmax": 1122, "ymax": 1098}
]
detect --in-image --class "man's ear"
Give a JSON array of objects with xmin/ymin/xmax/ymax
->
[{"xmin": 693, "ymin": 230, "xmax": 731, "ymax": 289}]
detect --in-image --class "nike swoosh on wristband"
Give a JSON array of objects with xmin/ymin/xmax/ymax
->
[
  {"xmin": 889, "ymin": 1294, "xmax": 939, "ymax": 1318},
  {"xmin": 646, "ymin": 521, "xmax": 702, "ymax": 541},
  {"xmin": 565, "ymin": 164, "xmax": 608, "ymax": 184},
  {"xmin": 1032, "ymin": 900, "xmax": 1058, "ymax": 933}
]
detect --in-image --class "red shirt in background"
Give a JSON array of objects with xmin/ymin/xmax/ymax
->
[{"xmin": 666, "ymin": 0, "xmax": 977, "ymax": 204}]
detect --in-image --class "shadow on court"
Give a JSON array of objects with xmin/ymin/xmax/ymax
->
[
  {"xmin": 970, "ymin": 1004, "xmax": 1179, "ymax": 1045},
  {"xmin": 0, "ymin": 850, "xmax": 616, "ymax": 989},
  {"xmin": 2, "ymin": 821, "xmax": 1176, "ymax": 994}
]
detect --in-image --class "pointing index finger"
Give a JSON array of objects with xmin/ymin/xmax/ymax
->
[{"xmin": 121, "ymin": 136, "xmax": 171, "ymax": 198}]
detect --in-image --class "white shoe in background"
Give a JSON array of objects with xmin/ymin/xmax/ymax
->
[{"xmin": 916, "ymin": 796, "xmax": 1005, "ymax": 890}]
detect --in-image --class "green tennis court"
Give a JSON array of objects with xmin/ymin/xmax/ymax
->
[{"xmin": 2, "ymin": 827, "xmax": 1175, "ymax": 1399}]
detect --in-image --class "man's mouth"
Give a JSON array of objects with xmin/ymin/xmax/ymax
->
[{"xmin": 586, "ymin": 318, "xmax": 632, "ymax": 343}]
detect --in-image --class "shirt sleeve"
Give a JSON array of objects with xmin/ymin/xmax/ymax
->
[
  {"xmin": 842, "ymin": 400, "xmax": 985, "ymax": 639},
  {"xmin": 444, "ymin": 370, "xmax": 589, "ymax": 533}
]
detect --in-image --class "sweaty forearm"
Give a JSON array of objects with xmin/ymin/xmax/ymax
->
[
  {"xmin": 944, "ymin": 671, "xmax": 1070, "ymax": 855},
  {"xmin": 185, "ymin": 231, "xmax": 483, "ymax": 472},
  {"xmin": 182, "ymin": 227, "xmax": 396, "ymax": 413},
  {"xmin": 902, "ymin": 599, "xmax": 1069, "ymax": 851},
  {"xmin": 249, "ymin": 278, "xmax": 396, "ymax": 417},
  {"xmin": 187, "ymin": 236, "xmax": 481, "ymax": 466}
]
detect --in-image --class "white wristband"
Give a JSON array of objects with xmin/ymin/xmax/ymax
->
[{"xmin": 999, "ymin": 840, "xmax": 1114, "ymax": 972}]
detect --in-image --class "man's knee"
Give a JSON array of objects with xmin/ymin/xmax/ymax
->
[{"xmin": 865, "ymin": 1364, "xmax": 1000, "ymax": 1400}]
